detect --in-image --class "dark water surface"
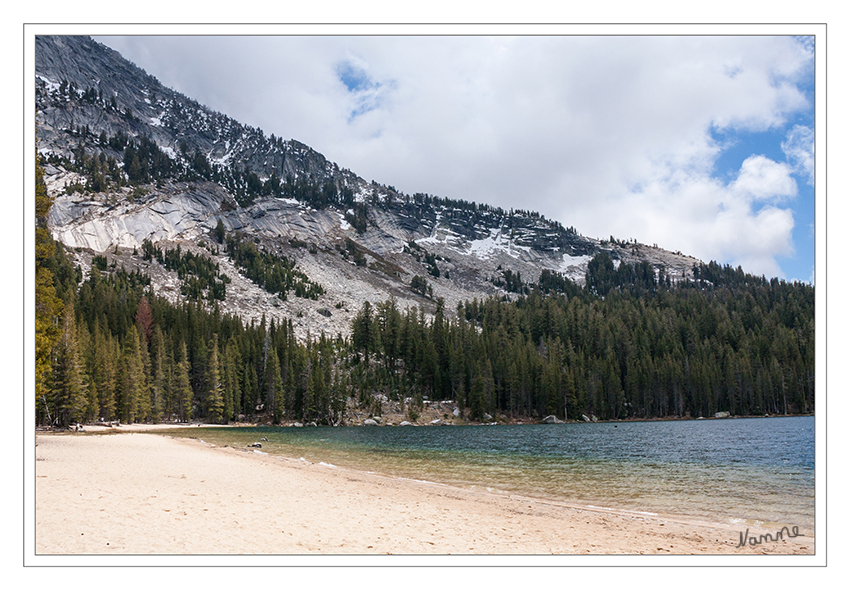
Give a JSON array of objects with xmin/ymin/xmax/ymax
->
[{"xmin": 164, "ymin": 416, "xmax": 814, "ymax": 531}]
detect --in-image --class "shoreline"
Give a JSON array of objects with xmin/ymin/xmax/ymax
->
[
  {"xmin": 34, "ymin": 430, "xmax": 813, "ymax": 555},
  {"xmin": 39, "ymin": 410, "xmax": 815, "ymax": 435}
]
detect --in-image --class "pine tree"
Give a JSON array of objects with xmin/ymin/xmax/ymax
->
[
  {"xmin": 35, "ymin": 153, "xmax": 63, "ymax": 422},
  {"xmin": 352, "ymin": 301, "xmax": 374, "ymax": 362},
  {"xmin": 174, "ymin": 340, "xmax": 194, "ymax": 422},
  {"xmin": 222, "ymin": 339, "xmax": 241, "ymax": 422},
  {"xmin": 135, "ymin": 328, "xmax": 153, "ymax": 422},
  {"xmin": 205, "ymin": 334, "xmax": 224, "ymax": 423},
  {"xmin": 306, "ymin": 347, "xmax": 327, "ymax": 423},
  {"xmin": 243, "ymin": 360, "xmax": 257, "ymax": 416},
  {"xmin": 50, "ymin": 298, "xmax": 88, "ymax": 427},
  {"xmin": 93, "ymin": 327, "xmax": 119, "ymax": 421},
  {"xmin": 469, "ymin": 361, "xmax": 488, "ymax": 422},
  {"xmin": 117, "ymin": 326, "xmax": 147, "ymax": 423},
  {"xmin": 76, "ymin": 317, "xmax": 97, "ymax": 422},
  {"xmin": 265, "ymin": 348, "xmax": 283, "ymax": 423},
  {"xmin": 149, "ymin": 325, "xmax": 166, "ymax": 422}
]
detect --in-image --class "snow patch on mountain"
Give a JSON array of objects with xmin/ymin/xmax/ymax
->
[
  {"xmin": 467, "ymin": 228, "xmax": 531, "ymax": 260},
  {"xmin": 559, "ymin": 252, "xmax": 592, "ymax": 271}
]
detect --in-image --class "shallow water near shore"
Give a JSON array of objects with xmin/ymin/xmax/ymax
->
[{"xmin": 164, "ymin": 415, "xmax": 814, "ymax": 532}]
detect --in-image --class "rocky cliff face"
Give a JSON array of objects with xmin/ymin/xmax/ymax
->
[{"xmin": 35, "ymin": 35, "xmax": 701, "ymax": 340}]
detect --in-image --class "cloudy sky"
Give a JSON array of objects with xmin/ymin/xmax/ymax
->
[{"xmin": 95, "ymin": 34, "xmax": 816, "ymax": 282}]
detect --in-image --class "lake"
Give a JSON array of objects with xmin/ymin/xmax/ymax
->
[{"xmin": 164, "ymin": 415, "xmax": 814, "ymax": 532}]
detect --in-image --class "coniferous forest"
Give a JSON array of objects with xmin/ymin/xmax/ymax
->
[{"xmin": 35, "ymin": 159, "xmax": 814, "ymax": 428}]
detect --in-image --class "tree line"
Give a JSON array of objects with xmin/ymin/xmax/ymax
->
[
  {"xmin": 38, "ymin": 248, "xmax": 349, "ymax": 427},
  {"xmin": 35, "ymin": 241, "xmax": 815, "ymax": 428},
  {"xmin": 347, "ymin": 257, "xmax": 814, "ymax": 422}
]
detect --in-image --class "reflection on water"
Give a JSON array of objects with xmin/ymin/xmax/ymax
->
[{"xmin": 165, "ymin": 416, "xmax": 814, "ymax": 531}]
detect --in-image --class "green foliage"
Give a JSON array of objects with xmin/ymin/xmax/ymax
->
[
  {"xmin": 226, "ymin": 235, "xmax": 324, "ymax": 300},
  {"xmin": 538, "ymin": 269, "xmax": 582, "ymax": 297},
  {"xmin": 585, "ymin": 252, "xmax": 662, "ymax": 297},
  {"xmin": 424, "ymin": 251, "xmax": 441, "ymax": 278},
  {"xmin": 141, "ymin": 239, "xmax": 227, "ymax": 301},
  {"xmin": 48, "ymin": 298, "xmax": 89, "ymax": 427},
  {"xmin": 344, "ymin": 202, "xmax": 369, "ymax": 233},
  {"xmin": 407, "ymin": 406, "xmax": 420, "ymax": 422},
  {"xmin": 347, "ymin": 268, "xmax": 815, "ymax": 421},
  {"xmin": 37, "ymin": 259, "xmax": 346, "ymax": 426},
  {"xmin": 35, "ymin": 153, "xmax": 66, "ymax": 421},
  {"xmin": 123, "ymin": 136, "xmax": 175, "ymax": 184},
  {"xmin": 344, "ymin": 239, "xmax": 367, "ymax": 267},
  {"xmin": 36, "ymin": 238, "xmax": 813, "ymax": 428},
  {"xmin": 410, "ymin": 275, "xmax": 432, "ymax": 298},
  {"xmin": 492, "ymin": 268, "xmax": 525, "ymax": 294}
]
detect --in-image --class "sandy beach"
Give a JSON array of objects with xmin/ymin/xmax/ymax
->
[{"xmin": 34, "ymin": 427, "xmax": 814, "ymax": 556}]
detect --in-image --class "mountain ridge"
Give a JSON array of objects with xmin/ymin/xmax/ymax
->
[{"xmin": 35, "ymin": 35, "xmax": 701, "ymax": 339}]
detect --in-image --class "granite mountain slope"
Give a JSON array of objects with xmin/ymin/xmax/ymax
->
[{"xmin": 36, "ymin": 35, "xmax": 700, "ymax": 340}]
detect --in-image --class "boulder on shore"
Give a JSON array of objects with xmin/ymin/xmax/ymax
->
[
  {"xmin": 363, "ymin": 419, "xmax": 379, "ymax": 426},
  {"xmin": 714, "ymin": 411, "xmax": 730, "ymax": 419},
  {"xmin": 542, "ymin": 415, "xmax": 564, "ymax": 424}
]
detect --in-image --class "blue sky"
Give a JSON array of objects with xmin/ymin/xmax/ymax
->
[{"xmin": 95, "ymin": 33, "xmax": 817, "ymax": 282}]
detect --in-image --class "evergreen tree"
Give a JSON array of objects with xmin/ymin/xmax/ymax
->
[
  {"xmin": 222, "ymin": 339, "xmax": 241, "ymax": 422},
  {"xmin": 35, "ymin": 153, "xmax": 63, "ymax": 421},
  {"xmin": 96, "ymin": 332, "xmax": 119, "ymax": 421},
  {"xmin": 351, "ymin": 301, "xmax": 374, "ymax": 362},
  {"xmin": 149, "ymin": 325, "xmax": 167, "ymax": 422},
  {"xmin": 49, "ymin": 297, "xmax": 88, "ymax": 427},
  {"xmin": 174, "ymin": 340, "xmax": 194, "ymax": 422},
  {"xmin": 243, "ymin": 360, "xmax": 258, "ymax": 417},
  {"xmin": 117, "ymin": 326, "xmax": 147, "ymax": 423},
  {"xmin": 205, "ymin": 334, "xmax": 225, "ymax": 423},
  {"xmin": 264, "ymin": 347, "xmax": 283, "ymax": 424}
]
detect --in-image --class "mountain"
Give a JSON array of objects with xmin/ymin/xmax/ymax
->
[{"xmin": 35, "ymin": 35, "xmax": 701, "ymax": 340}]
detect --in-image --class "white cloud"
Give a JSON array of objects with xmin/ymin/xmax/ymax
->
[
  {"xmin": 576, "ymin": 155, "xmax": 798, "ymax": 278},
  {"xmin": 782, "ymin": 124, "xmax": 815, "ymax": 185},
  {"xmin": 731, "ymin": 155, "xmax": 797, "ymax": 201}
]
